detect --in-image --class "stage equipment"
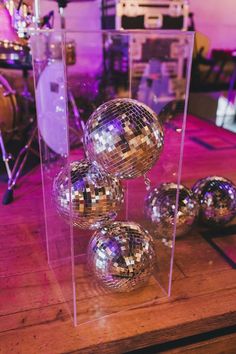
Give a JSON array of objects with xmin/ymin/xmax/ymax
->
[
  {"xmin": 84, "ymin": 98, "xmax": 164, "ymax": 179},
  {"xmin": 0, "ymin": 2, "xmax": 38, "ymax": 204},
  {"xmin": 87, "ymin": 221, "xmax": 155, "ymax": 292},
  {"xmin": 103, "ymin": 32, "xmax": 190, "ymax": 114},
  {"xmin": 53, "ymin": 159, "xmax": 124, "ymax": 230},
  {"xmin": 145, "ymin": 183, "xmax": 198, "ymax": 239},
  {"xmin": 192, "ymin": 176, "xmax": 236, "ymax": 227},
  {"xmin": 101, "ymin": 0, "xmax": 189, "ymax": 30},
  {"xmin": 0, "ymin": 73, "xmax": 38, "ymax": 205}
]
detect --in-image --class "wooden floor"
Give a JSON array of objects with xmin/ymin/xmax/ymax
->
[{"xmin": 1, "ymin": 115, "xmax": 236, "ymax": 353}]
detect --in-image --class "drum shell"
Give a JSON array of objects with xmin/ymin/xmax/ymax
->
[{"xmin": 0, "ymin": 75, "xmax": 18, "ymax": 141}]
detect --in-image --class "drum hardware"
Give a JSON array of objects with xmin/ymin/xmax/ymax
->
[
  {"xmin": 0, "ymin": 130, "xmax": 12, "ymax": 179},
  {"xmin": 21, "ymin": 67, "xmax": 35, "ymax": 127},
  {"xmin": 0, "ymin": 72, "xmax": 38, "ymax": 204},
  {"xmin": 3, "ymin": 87, "xmax": 16, "ymax": 96},
  {"xmin": 41, "ymin": 10, "xmax": 54, "ymax": 29},
  {"xmin": 0, "ymin": 3, "xmax": 39, "ymax": 203},
  {"xmin": 0, "ymin": 0, "xmax": 84, "ymax": 204},
  {"xmin": 2, "ymin": 126, "xmax": 39, "ymax": 205}
]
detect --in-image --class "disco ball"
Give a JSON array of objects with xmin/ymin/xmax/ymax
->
[
  {"xmin": 145, "ymin": 183, "xmax": 199, "ymax": 239},
  {"xmin": 84, "ymin": 98, "xmax": 164, "ymax": 179},
  {"xmin": 87, "ymin": 221, "xmax": 155, "ymax": 292},
  {"xmin": 53, "ymin": 159, "xmax": 124, "ymax": 229},
  {"xmin": 192, "ymin": 176, "xmax": 236, "ymax": 226}
]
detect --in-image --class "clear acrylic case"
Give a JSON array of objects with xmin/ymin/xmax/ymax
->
[{"xmin": 30, "ymin": 29, "xmax": 194, "ymax": 326}]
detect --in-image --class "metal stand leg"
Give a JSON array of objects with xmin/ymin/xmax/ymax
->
[
  {"xmin": 2, "ymin": 126, "xmax": 39, "ymax": 205},
  {"xmin": 0, "ymin": 130, "xmax": 12, "ymax": 180}
]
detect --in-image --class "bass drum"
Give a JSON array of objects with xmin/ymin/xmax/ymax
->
[
  {"xmin": 36, "ymin": 60, "xmax": 83, "ymax": 155},
  {"xmin": 0, "ymin": 74, "xmax": 18, "ymax": 140},
  {"xmin": 35, "ymin": 60, "xmax": 69, "ymax": 155}
]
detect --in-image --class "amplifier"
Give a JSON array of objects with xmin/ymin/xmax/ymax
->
[{"xmin": 101, "ymin": 0, "xmax": 189, "ymax": 30}]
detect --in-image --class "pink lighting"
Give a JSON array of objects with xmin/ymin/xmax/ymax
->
[{"xmin": 191, "ymin": 0, "xmax": 236, "ymax": 53}]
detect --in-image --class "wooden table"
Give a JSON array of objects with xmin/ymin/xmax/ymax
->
[{"xmin": 1, "ymin": 116, "xmax": 236, "ymax": 353}]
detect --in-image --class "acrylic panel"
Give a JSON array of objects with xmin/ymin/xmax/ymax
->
[
  {"xmin": 31, "ymin": 31, "xmax": 76, "ymax": 323},
  {"xmin": 31, "ymin": 29, "xmax": 194, "ymax": 326}
]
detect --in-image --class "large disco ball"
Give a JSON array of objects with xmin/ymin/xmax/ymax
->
[
  {"xmin": 145, "ymin": 183, "xmax": 199, "ymax": 239},
  {"xmin": 192, "ymin": 176, "xmax": 236, "ymax": 226},
  {"xmin": 53, "ymin": 159, "xmax": 124, "ymax": 229},
  {"xmin": 87, "ymin": 221, "xmax": 155, "ymax": 292},
  {"xmin": 84, "ymin": 98, "xmax": 164, "ymax": 179}
]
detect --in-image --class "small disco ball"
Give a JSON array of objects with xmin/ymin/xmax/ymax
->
[
  {"xmin": 84, "ymin": 98, "xmax": 164, "ymax": 179},
  {"xmin": 145, "ymin": 183, "xmax": 199, "ymax": 239},
  {"xmin": 53, "ymin": 159, "xmax": 124, "ymax": 229},
  {"xmin": 192, "ymin": 176, "xmax": 236, "ymax": 226},
  {"xmin": 87, "ymin": 221, "xmax": 155, "ymax": 292}
]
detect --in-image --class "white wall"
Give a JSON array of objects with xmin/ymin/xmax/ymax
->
[
  {"xmin": 190, "ymin": 0, "xmax": 236, "ymax": 52},
  {"xmin": 40, "ymin": 0, "xmax": 100, "ymax": 30},
  {"xmin": 40, "ymin": 0, "xmax": 236, "ymax": 52}
]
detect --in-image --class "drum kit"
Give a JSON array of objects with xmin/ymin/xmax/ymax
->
[{"xmin": 0, "ymin": 0, "xmax": 83, "ymax": 204}]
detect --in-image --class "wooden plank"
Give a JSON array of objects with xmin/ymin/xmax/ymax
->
[
  {"xmin": 166, "ymin": 332, "xmax": 236, "ymax": 353},
  {"xmin": 0, "ymin": 115, "xmax": 236, "ymax": 353},
  {"xmin": 1, "ymin": 254, "xmax": 234, "ymax": 336},
  {"xmin": 171, "ymin": 268, "xmax": 236, "ymax": 298},
  {"xmin": 174, "ymin": 233, "xmax": 230, "ymax": 277},
  {"xmin": 0, "ymin": 242, "xmax": 48, "ymax": 277},
  {"xmin": 0, "ymin": 303, "xmax": 71, "ymax": 334},
  {"xmin": 0, "ymin": 270, "xmax": 65, "ymax": 318},
  {"xmin": 1, "ymin": 287, "xmax": 236, "ymax": 354}
]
